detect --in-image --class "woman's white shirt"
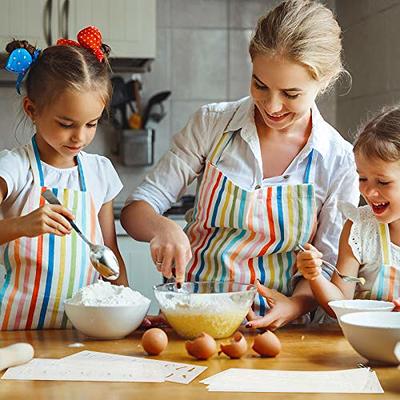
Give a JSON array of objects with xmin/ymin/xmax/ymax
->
[{"xmin": 128, "ymin": 96, "xmax": 360, "ymax": 266}]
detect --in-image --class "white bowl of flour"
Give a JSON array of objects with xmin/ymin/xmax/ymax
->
[{"xmin": 65, "ymin": 280, "xmax": 151, "ymax": 339}]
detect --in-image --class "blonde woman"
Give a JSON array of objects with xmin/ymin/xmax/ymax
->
[{"xmin": 121, "ymin": 0, "xmax": 359, "ymax": 330}]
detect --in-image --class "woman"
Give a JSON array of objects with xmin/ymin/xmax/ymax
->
[{"xmin": 121, "ymin": 0, "xmax": 359, "ymax": 330}]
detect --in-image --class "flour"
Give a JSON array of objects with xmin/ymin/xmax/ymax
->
[
  {"xmin": 68, "ymin": 280, "xmax": 150, "ymax": 306},
  {"xmin": 157, "ymin": 292, "xmax": 249, "ymax": 313}
]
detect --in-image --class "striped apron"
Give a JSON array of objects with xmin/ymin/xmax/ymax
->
[
  {"xmin": 185, "ymin": 127, "xmax": 317, "ymax": 316},
  {"xmin": 357, "ymin": 223, "xmax": 400, "ymax": 301},
  {"xmin": 0, "ymin": 136, "xmax": 100, "ymax": 330}
]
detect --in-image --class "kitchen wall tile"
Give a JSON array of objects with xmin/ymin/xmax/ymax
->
[
  {"xmin": 0, "ymin": 87, "xmax": 27, "ymax": 150},
  {"xmin": 229, "ymin": 0, "xmax": 279, "ymax": 29},
  {"xmin": 384, "ymin": 5, "xmax": 400, "ymax": 92},
  {"xmin": 336, "ymin": 0, "xmax": 399, "ymax": 29},
  {"xmin": 171, "ymin": 100, "xmax": 212, "ymax": 136},
  {"xmin": 316, "ymin": 90, "xmax": 336, "ymax": 128},
  {"xmin": 142, "ymin": 28, "xmax": 172, "ymax": 105},
  {"xmin": 171, "ymin": 29, "xmax": 228, "ymax": 100},
  {"xmin": 341, "ymin": 13, "xmax": 388, "ymax": 100},
  {"xmin": 152, "ymin": 103, "xmax": 172, "ymax": 161},
  {"xmin": 228, "ymin": 29, "xmax": 252, "ymax": 101},
  {"xmin": 337, "ymin": 91, "xmax": 400, "ymax": 141},
  {"xmin": 157, "ymin": 0, "xmax": 171, "ymax": 28},
  {"xmin": 171, "ymin": 0, "xmax": 228, "ymax": 29}
]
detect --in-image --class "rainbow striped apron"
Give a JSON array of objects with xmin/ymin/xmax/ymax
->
[
  {"xmin": 0, "ymin": 136, "xmax": 100, "ymax": 330},
  {"xmin": 185, "ymin": 126, "xmax": 317, "ymax": 316},
  {"xmin": 357, "ymin": 223, "xmax": 400, "ymax": 301}
]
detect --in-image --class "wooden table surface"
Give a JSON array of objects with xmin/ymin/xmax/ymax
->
[{"xmin": 0, "ymin": 325, "xmax": 399, "ymax": 399}]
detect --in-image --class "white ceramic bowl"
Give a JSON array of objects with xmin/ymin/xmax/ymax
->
[
  {"xmin": 328, "ymin": 299, "xmax": 394, "ymax": 325},
  {"xmin": 64, "ymin": 299, "xmax": 150, "ymax": 339},
  {"xmin": 340, "ymin": 311, "xmax": 400, "ymax": 364}
]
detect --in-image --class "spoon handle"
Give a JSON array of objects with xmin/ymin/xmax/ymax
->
[
  {"xmin": 297, "ymin": 243, "xmax": 364, "ymax": 284},
  {"xmin": 41, "ymin": 189, "xmax": 91, "ymax": 246}
]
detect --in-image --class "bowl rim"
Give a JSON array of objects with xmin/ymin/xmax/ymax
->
[
  {"xmin": 340, "ymin": 311, "xmax": 400, "ymax": 329},
  {"xmin": 153, "ymin": 280, "xmax": 257, "ymax": 294},
  {"xmin": 64, "ymin": 297, "xmax": 151, "ymax": 308},
  {"xmin": 328, "ymin": 299, "xmax": 395, "ymax": 310}
]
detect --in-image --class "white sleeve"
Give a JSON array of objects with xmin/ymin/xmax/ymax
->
[
  {"xmin": 312, "ymin": 155, "xmax": 360, "ymax": 274},
  {"xmin": 339, "ymin": 202, "xmax": 362, "ymax": 264},
  {"xmin": 127, "ymin": 105, "xmax": 216, "ymax": 214},
  {"xmin": 0, "ymin": 148, "xmax": 28, "ymax": 201},
  {"xmin": 99, "ymin": 157, "xmax": 123, "ymax": 203}
]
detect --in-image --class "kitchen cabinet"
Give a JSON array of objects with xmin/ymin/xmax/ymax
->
[
  {"xmin": 0, "ymin": 0, "xmax": 155, "ymax": 59},
  {"xmin": 117, "ymin": 232, "xmax": 162, "ymax": 315},
  {"xmin": 116, "ymin": 218, "xmax": 187, "ymax": 315}
]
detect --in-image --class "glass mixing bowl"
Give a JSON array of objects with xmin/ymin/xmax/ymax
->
[{"xmin": 153, "ymin": 281, "xmax": 257, "ymax": 339}]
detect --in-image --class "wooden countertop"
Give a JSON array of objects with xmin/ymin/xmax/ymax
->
[{"xmin": 0, "ymin": 326, "xmax": 399, "ymax": 399}]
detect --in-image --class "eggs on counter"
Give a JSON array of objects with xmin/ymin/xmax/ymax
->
[
  {"xmin": 140, "ymin": 328, "xmax": 281, "ymax": 360},
  {"xmin": 141, "ymin": 328, "xmax": 169, "ymax": 355},
  {"xmin": 219, "ymin": 331, "xmax": 248, "ymax": 359},
  {"xmin": 186, "ymin": 332, "xmax": 217, "ymax": 360},
  {"xmin": 252, "ymin": 330, "xmax": 282, "ymax": 357}
]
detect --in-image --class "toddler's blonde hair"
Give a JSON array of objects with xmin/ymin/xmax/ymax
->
[{"xmin": 354, "ymin": 106, "xmax": 400, "ymax": 162}]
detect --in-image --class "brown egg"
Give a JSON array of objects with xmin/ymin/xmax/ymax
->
[
  {"xmin": 185, "ymin": 332, "xmax": 217, "ymax": 360},
  {"xmin": 219, "ymin": 331, "xmax": 248, "ymax": 359},
  {"xmin": 252, "ymin": 330, "xmax": 281, "ymax": 357},
  {"xmin": 141, "ymin": 328, "xmax": 168, "ymax": 355}
]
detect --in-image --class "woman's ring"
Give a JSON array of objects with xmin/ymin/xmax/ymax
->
[{"xmin": 155, "ymin": 260, "xmax": 162, "ymax": 266}]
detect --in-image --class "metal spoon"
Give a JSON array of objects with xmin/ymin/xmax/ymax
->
[
  {"xmin": 297, "ymin": 243, "xmax": 365, "ymax": 285},
  {"xmin": 42, "ymin": 189, "xmax": 120, "ymax": 280}
]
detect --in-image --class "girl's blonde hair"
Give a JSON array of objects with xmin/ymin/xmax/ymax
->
[
  {"xmin": 6, "ymin": 39, "xmax": 112, "ymax": 112},
  {"xmin": 354, "ymin": 106, "xmax": 400, "ymax": 162},
  {"xmin": 249, "ymin": 0, "xmax": 344, "ymax": 91}
]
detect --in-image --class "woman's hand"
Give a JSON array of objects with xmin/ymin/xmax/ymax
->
[
  {"xmin": 149, "ymin": 220, "xmax": 192, "ymax": 282},
  {"xmin": 297, "ymin": 243, "xmax": 323, "ymax": 280},
  {"xmin": 246, "ymin": 281, "xmax": 301, "ymax": 331},
  {"xmin": 393, "ymin": 298, "xmax": 400, "ymax": 312},
  {"xmin": 20, "ymin": 204, "xmax": 74, "ymax": 237}
]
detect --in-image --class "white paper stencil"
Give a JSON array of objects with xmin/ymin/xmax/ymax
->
[
  {"xmin": 200, "ymin": 368, "xmax": 384, "ymax": 393},
  {"xmin": 61, "ymin": 350, "xmax": 207, "ymax": 384},
  {"xmin": 1, "ymin": 358, "xmax": 164, "ymax": 382}
]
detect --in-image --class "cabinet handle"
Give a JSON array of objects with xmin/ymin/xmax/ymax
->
[
  {"xmin": 60, "ymin": 0, "xmax": 70, "ymax": 38},
  {"xmin": 42, "ymin": 0, "xmax": 53, "ymax": 45}
]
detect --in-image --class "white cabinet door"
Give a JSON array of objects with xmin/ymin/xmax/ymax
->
[
  {"xmin": 0, "ymin": 0, "xmax": 155, "ymax": 59},
  {"xmin": 117, "ymin": 235, "xmax": 162, "ymax": 315},
  {"xmin": 0, "ymin": 0, "xmax": 54, "ymax": 51},
  {"xmin": 67, "ymin": 0, "xmax": 156, "ymax": 58}
]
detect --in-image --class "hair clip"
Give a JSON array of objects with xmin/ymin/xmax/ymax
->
[
  {"xmin": 57, "ymin": 26, "xmax": 104, "ymax": 62},
  {"xmin": 5, "ymin": 48, "xmax": 40, "ymax": 94}
]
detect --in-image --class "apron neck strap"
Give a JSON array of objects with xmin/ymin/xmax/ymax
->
[
  {"xmin": 209, "ymin": 107, "xmax": 241, "ymax": 165},
  {"xmin": 303, "ymin": 149, "xmax": 314, "ymax": 184},
  {"xmin": 30, "ymin": 135, "xmax": 87, "ymax": 191},
  {"xmin": 378, "ymin": 223, "xmax": 392, "ymax": 266}
]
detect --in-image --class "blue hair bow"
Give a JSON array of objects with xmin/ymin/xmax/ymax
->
[{"xmin": 5, "ymin": 48, "xmax": 40, "ymax": 94}]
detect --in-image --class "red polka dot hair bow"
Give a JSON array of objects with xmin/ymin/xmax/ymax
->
[{"xmin": 57, "ymin": 26, "xmax": 104, "ymax": 62}]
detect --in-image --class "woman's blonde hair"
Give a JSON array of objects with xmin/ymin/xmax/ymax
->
[
  {"xmin": 249, "ymin": 0, "xmax": 344, "ymax": 91},
  {"xmin": 354, "ymin": 106, "xmax": 400, "ymax": 162}
]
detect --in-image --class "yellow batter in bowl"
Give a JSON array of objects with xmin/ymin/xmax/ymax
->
[{"xmin": 154, "ymin": 281, "xmax": 257, "ymax": 339}]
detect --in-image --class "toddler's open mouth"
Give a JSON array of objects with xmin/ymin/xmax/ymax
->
[{"xmin": 371, "ymin": 201, "xmax": 389, "ymax": 215}]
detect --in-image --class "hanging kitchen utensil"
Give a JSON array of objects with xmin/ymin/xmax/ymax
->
[
  {"xmin": 142, "ymin": 91, "xmax": 171, "ymax": 129},
  {"xmin": 127, "ymin": 79, "xmax": 143, "ymax": 129},
  {"xmin": 110, "ymin": 76, "xmax": 129, "ymax": 129}
]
